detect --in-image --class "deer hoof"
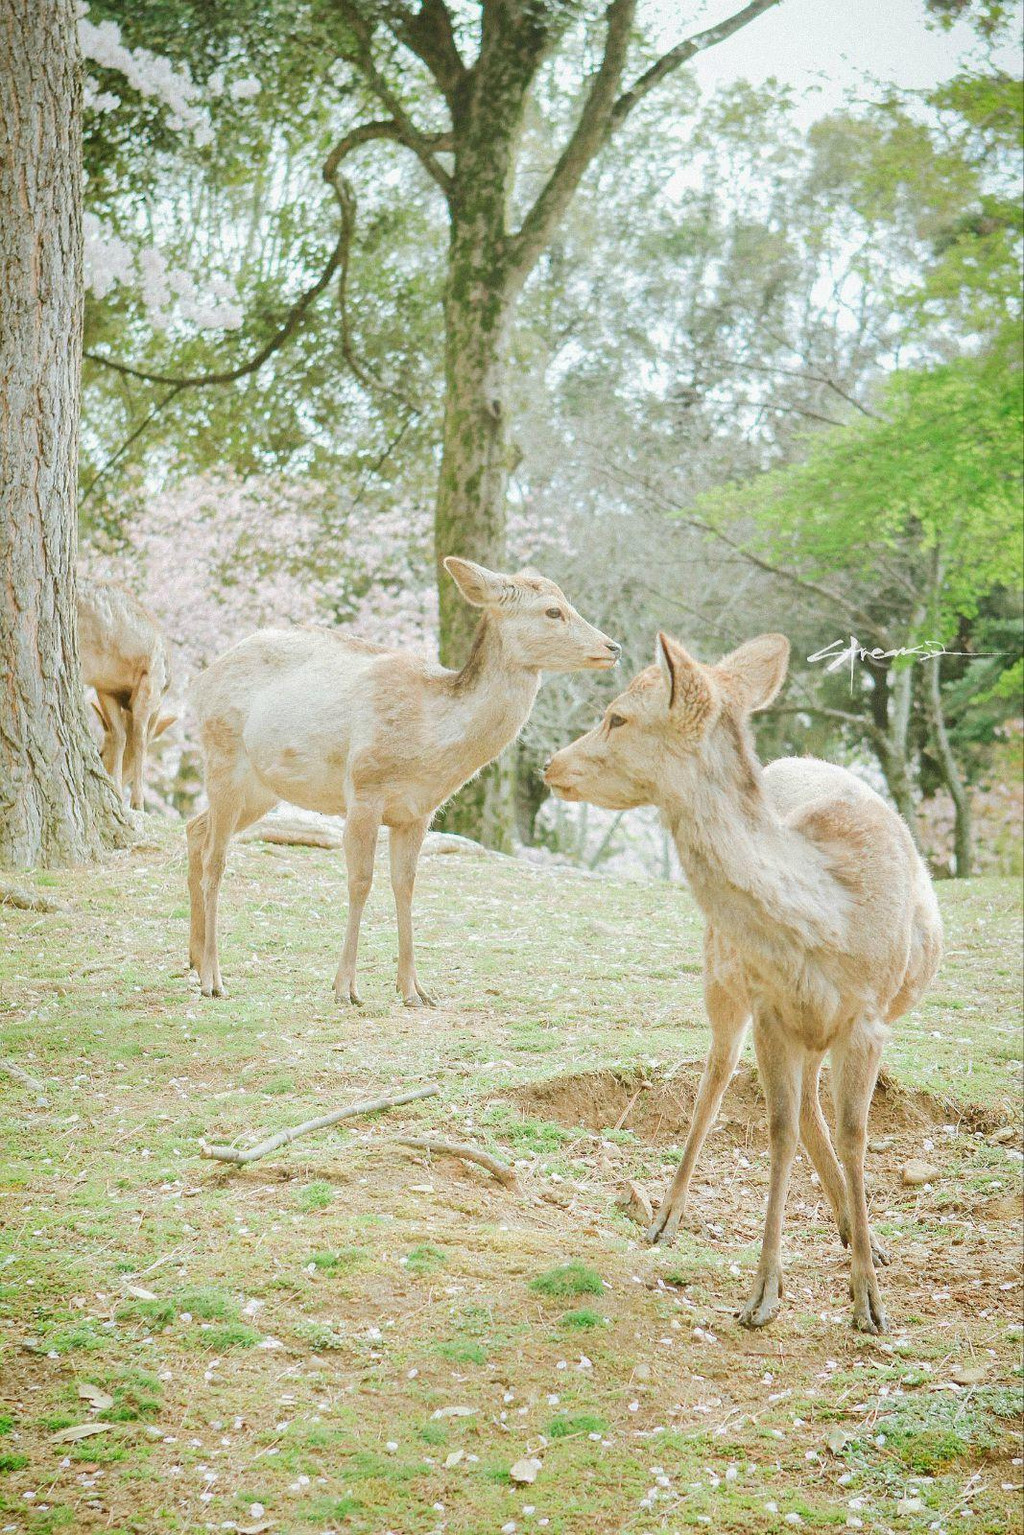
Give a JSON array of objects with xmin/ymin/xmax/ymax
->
[
  {"xmin": 335, "ymin": 984, "xmax": 362, "ymax": 1006},
  {"xmin": 839, "ymin": 1216, "xmax": 890, "ymax": 1268},
  {"xmin": 645, "ymin": 1203, "xmax": 682, "ymax": 1247},
  {"xmin": 737, "ymin": 1268, "xmax": 783, "ymax": 1329},
  {"xmin": 850, "ymin": 1273, "xmax": 887, "ymax": 1334}
]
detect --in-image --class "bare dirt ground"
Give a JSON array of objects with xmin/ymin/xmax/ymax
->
[{"xmin": 0, "ymin": 822, "xmax": 1021, "ymax": 1534}]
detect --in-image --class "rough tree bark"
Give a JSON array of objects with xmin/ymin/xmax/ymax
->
[
  {"xmin": 0, "ymin": 0, "xmax": 132, "ymax": 867},
  {"xmin": 427, "ymin": 0, "xmax": 780, "ymax": 843}
]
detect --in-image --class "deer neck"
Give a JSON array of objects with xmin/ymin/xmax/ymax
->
[
  {"xmin": 662, "ymin": 734, "xmax": 841, "ymax": 958},
  {"xmin": 439, "ymin": 615, "xmax": 541, "ymax": 774}
]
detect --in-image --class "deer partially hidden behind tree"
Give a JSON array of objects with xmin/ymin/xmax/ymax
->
[
  {"xmin": 188, "ymin": 558, "xmax": 620, "ymax": 1006},
  {"xmin": 544, "ymin": 631, "xmax": 942, "ymax": 1335},
  {"xmin": 77, "ymin": 578, "xmax": 176, "ymax": 811}
]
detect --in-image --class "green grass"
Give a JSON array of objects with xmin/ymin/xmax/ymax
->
[
  {"xmin": 0, "ymin": 820, "xmax": 1020, "ymax": 1534},
  {"xmin": 531, "ymin": 1261, "xmax": 606, "ymax": 1298}
]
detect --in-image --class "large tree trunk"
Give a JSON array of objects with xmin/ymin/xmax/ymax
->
[
  {"xmin": 432, "ymin": 11, "xmax": 548, "ymax": 849},
  {"xmin": 0, "ymin": 0, "xmax": 131, "ymax": 867}
]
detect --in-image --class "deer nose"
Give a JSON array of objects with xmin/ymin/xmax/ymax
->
[
  {"xmin": 543, "ymin": 757, "xmax": 553, "ymax": 776},
  {"xmin": 606, "ymin": 640, "xmax": 621, "ymax": 658}
]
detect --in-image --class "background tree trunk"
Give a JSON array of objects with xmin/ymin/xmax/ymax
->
[
  {"xmin": 927, "ymin": 654, "xmax": 973, "ymax": 877},
  {"xmin": 0, "ymin": 0, "xmax": 131, "ymax": 867},
  {"xmin": 432, "ymin": 13, "xmax": 548, "ymax": 848}
]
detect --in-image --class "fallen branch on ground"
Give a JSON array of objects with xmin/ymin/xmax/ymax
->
[
  {"xmin": 394, "ymin": 1135, "xmax": 520, "ymax": 1191},
  {"xmin": 199, "ymin": 1083, "xmax": 440, "ymax": 1165},
  {"xmin": 0, "ymin": 1058, "xmax": 48, "ymax": 1104}
]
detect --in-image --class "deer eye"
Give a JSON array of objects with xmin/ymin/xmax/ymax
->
[
  {"xmin": 545, "ymin": 607, "xmax": 565, "ymax": 620},
  {"xmin": 608, "ymin": 713, "xmax": 627, "ymax": 729}
]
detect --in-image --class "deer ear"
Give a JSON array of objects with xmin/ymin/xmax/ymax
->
[
  {"xmin": 656, "ymin": 631, "xmax": 706, "ymax": 711},
  {"xmin": 444, "ymin": 556, "xmax": 512, "ymax": 607},
  {"xmin": 716, "ymin": 633, "xmax": 790, "ymax": 712},
  {"xmin": 151, "ymin": 712, "xmax": 177, "ymax": 739}
]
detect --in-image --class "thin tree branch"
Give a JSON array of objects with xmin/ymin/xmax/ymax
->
[
  {"xmin": 381, "ymin": 0, "xmax": 467, "ymax": 108},
  {"xmin": 773, "ymin": 701, "xmax": 887, "ymax": 749},
  {"xmin": 84, "ymin": 223, "xmax": 346, "ymax": 390},
  {"xmin": 79, "ymin": 382, "xmax": 186, "ymax": 507},
  {"xmin": 334, "ymin": 0, "xmax": 453, "ymax": 194},
  {"xmin": 676, "ymin": 510, "xmax": 892, "ymax": 645},
  {"xmin": 85, "ymin": 114, "xmax": 448, "ymax": 393},
  {"xmin": 200, "ymin": 1083, "xmax": 441, "ymax": 1165},
  {"xmin": 610, "ymin": 0, "xmax": 783, "ymax": 127},
  {"xmin": 505, "ymin": 0, "xmax": 637, "ymax": 287},
  {"xmin": 394, "ymin": 1135, "xmax": 520, "ymax": 1190},
  {"xmin": 584, "ymin": 446, "xmax": 892, "ymax": 646},
  {"xmin": 705, "ymin": 354, "xmax": 885, "ymax": 420}
]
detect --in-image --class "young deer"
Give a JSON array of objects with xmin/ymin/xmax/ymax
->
[
  {"xmin": 545, "ymin": 632, "xmax": 942, "ymax": 1334},
  {"xmin": 187, "ymin": 558, "xmax": 619, "ymax": 1005},
  {"xmin": 77, "ymin": 578, "xmax": 176, "ymax": 810}
]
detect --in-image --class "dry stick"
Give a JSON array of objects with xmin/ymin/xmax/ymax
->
[
  {"xmin": 393, "ymin": 1135, "xmax": 520, "ymax": 1192},
  {"xmin": 199, "ymin": 1084, "xmax": 440, "ymax": 1165}
]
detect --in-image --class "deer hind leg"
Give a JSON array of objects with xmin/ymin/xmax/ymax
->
[
  {"xmin": 126, "ymin": 675, "xmax": 156, "ymax": 810},
  {"xmin": 648, "ymin": 963, "xmax": 749, "ymax": 1246},
  {"xmin": 738, "ymin": 1007, "xmax": 803, "ymax": 1329},
  {"xmin": 800, "ymin": 1057, "xmax": 890, "ymax": 1267},
  {"xmin": 333, "ymin": 801, "xmax": 381, "ymax": 1006},
  {"xmin": 830, "ymin": 1019, "xmax": 888, "ymax": 1335},
  {"xmin": 389, "ymin": 817, "xmax": 434, "ymax": 1008}
]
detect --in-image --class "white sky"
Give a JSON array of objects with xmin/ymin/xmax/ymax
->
[{"xmin": 661, "ymin": 0, "xmax": 1023, "ymax": 118}]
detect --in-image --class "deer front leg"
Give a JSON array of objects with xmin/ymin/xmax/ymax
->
[
  {"xmin": 199, "ymin": 802, "xmax": 235, "ymax": 998},
  {"xmin": 648, "ymin": 971, "xmax": 748, "ymax": 1245},
  {"xmin": 389, "ymin": 817, "xmax": 435, "ymax": 1007},
  {"xmin": 186, "ymin": 809, "xmax": 210, "ymax": 973},
  {"xmin": 127, "ymin": 676, "xmax": 156, "ymax": 810},
  {"xmin": 96, "ymin": 693, "xmax": 127, "ymax": 797},
  {"xmin": 334, "ymin": 802, "xmax": 381, "ymax": 1006},
  {"xmin": 738, "ymin": 1009, "xmax": 803, "ymax": 1329}
]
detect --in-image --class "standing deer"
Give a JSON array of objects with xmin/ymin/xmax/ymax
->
[
  {"xmin": 187, "ymin": 558, "xmax": 620, "ymax": 1005},
  {"xmin": 544, "ymin": 631, "xmax": 942, "ymax": 1334},
  {"xmin": 77, "ymin": 578, "xmax": 176, "ymax": 810}
]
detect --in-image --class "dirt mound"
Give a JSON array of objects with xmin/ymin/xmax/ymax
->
[{"xmin": 512, "ymin": 1062, "xmax": 1002, "ymax": 1144}]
